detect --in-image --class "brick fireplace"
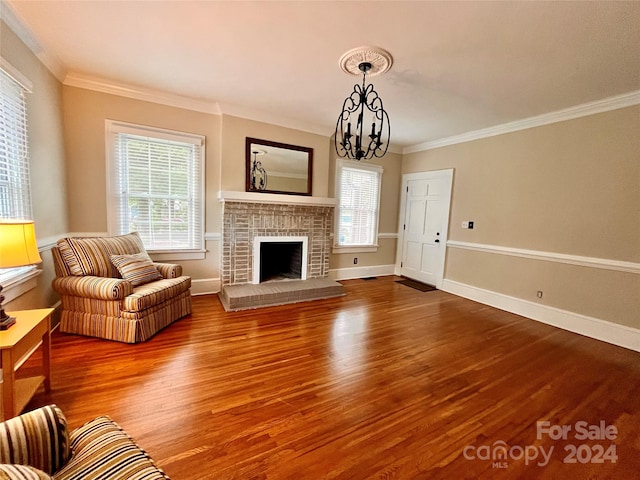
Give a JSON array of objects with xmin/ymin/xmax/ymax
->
[{"xmin": 218, "ymin": 191, "xmax": 344, "ymax": 310}]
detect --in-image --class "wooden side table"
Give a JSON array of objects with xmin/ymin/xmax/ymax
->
[{"xmin": 0, "ymin": 308, "xmax": 53, "ymax": 421}]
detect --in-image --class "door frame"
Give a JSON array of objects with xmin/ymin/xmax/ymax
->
[{"xmin": 394, "ymin": 168, "xmax": 454, "ymax": 289}]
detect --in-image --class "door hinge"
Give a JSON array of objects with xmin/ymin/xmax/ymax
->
[
  {"xmin": 403, "ymin": 224, "xmax": 406, "ymax": 230},
  {"xmin": 401, "ymin": 262, "xmax": 403, "ymax": 267},
  {"xmin": 406, "ymin": 186, "xmax": 409, "ymax": 193}
]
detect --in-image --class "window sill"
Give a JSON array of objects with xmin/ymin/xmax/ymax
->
[
  {"xmin": 148, "ymin": 249, "xmax": 207, "ymax": 261},
  {"xmin": 332, "ymin": 245, "xmax": 379, "ymax": 254},
  {"xmin": 0, "ymin": 268, "xmax": 42, "ymax": 304}
]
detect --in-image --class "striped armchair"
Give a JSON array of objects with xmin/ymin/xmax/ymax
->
[
  {"xmin": 52, "ymin": 232, "xmax": 191, "ymax": 343},
  {"xmin": 0, "ymin": 404, "xmax": 170, "ymax": 479}
]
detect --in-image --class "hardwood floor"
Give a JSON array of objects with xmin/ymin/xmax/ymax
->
[{"xmin": 22, "ymin": 276, "xmax": 640, "ymax": 479}]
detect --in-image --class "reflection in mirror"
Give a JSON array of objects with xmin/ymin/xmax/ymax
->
[{"xmin": 246, "ymin": 137, "xmax": 313, "ymax": 195}]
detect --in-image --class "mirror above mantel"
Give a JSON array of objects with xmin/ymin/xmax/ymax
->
[{"xmin": 246, "ymin": 137, "xmax": 313, "ymax": 196}]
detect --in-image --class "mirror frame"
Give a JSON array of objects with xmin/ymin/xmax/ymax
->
[{"xmin": 245, "ymin": 137, "xmax": 313, "ymax": 196}]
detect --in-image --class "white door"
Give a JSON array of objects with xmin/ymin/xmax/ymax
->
[{"xmin": 396, "ymin": 169, "xmax": 453, "ymax": 288}]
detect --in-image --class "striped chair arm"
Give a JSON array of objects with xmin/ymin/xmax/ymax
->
[
  {"xmin": 55, "ymin": 415, "xmax": 170, "ymax": 480},
  {"xmin": 0, "ymin": 405, "xmax": 70, "ymax": 475},
  {"xmin": 52, "ymin": 276, "xmax": 133, "ymax": 300},
  {"xmin": 153, "ymin": 262, "xmax": 182, "ymax": 279},
  {"xmin": 0, "ymin": 464, "xmax": 52, "ymax": 479}
]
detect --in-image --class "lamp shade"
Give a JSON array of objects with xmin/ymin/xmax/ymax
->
[{"xmin": 0, "ymin": 220, "xmax": 42, "ymax": 268}]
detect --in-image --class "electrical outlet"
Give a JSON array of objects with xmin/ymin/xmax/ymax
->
[
  {"xmin": 537, "ymin": 291, "xmax": 543, "ymax": 299},
  {"xmin": 468, "ymin": 221, "xmax": 474, "ymax": 229},
  {"xmin": 353, "ymin": 257, "xmax": 358, "ymax": 265}
]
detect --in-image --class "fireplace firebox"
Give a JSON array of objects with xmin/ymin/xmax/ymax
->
[
  {"xmin": 252, "ymin": 236, "xmax": 308, "ymax": 284},
  {"xmin": 259, "ymin": 241, "xmax": 303, "ymax": 282}
]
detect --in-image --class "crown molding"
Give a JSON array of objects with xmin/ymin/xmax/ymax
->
[
  {"xmin": 404, "ymin": 90, "xmax": 640, "ymax": 154},
  {"xmin": 63, "ymin": 73, "xmax": 339, "ymax": 138},
  {"xmin": 8, "ymin": 0, "xmax": 635, "ymax": 153},
  {"xmin": 218, "ymin": 102, "xmax": 331, "ymax": 138},
  {"xmin": 64, "ymin": 72, "xmax": 221, "ymax": 115},
  {"xmin": 0, "ymin": 0, "xmax": 67, "ymax": 81}
]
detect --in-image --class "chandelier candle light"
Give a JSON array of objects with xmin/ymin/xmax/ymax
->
[
  {"xmin": 335, "ymin": 46, "xmax": 393, "ymax": 161},
  {"xmin": 0, "ymin": 220, "xmax": 42, "ymax": 330},
  {"xmin": 250, "ymin": 149, "xmax": 268, "ymax": 190}
]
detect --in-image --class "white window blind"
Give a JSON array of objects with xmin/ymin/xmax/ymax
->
[
  {"xmin": 106, "ymin": 121, "xmax": 204, "ymax": 253},
  {"xmin": 336, "ymin": 161, "xmax": 382, "ymax": 246},
  {"xmin": 0, "ymin": 66, "xmax": 32, "ymax": 220},
  {"xmin": 0, "ymin": 61, "xmax": 35, "ymax": 284}
]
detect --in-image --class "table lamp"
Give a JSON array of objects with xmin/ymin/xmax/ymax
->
[{"xmin": 0, "ymin": 220, "xmax": 42, "ymax": 330}]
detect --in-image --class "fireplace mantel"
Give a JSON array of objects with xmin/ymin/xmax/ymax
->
[{"xmin": 218, "ymin": 190, "xmax": 338, "ymax": 207}]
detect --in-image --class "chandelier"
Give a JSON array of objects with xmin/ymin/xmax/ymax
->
[
  {"xmin": 335, "ymin": 46, "xmax": 393, "ymax": 161},
  {"xmin": 250, "ymin": 150, "xmax": 267, "ymax": 190}
]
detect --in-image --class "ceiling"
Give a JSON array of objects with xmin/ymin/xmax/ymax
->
[{"xmin": 3, "ymin": 1, "xmax": 640, "ymax": 150}]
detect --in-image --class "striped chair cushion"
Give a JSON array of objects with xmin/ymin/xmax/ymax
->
[
  {"xmin": 123, "ymin": 276, "xmax": 191, "ymax": 312},
  {"xmin": 57, "ymin": 233, "xmax": 147, "ymax": 278},
  {"xmin": 54, "ymin": 416, "xmax": 170, "ymax": 480},
  {"xmin": 0, "ymin": 405, "xmax": 70, "ymax": 475},
  {"xmin": 110, "ymin": 253, "xmax": 163, "ymax": 286},
  {"xmin": 0, "ymin": 465, "xmax": 52, "ymax": 479}
]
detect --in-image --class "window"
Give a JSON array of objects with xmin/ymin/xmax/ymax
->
[
  {"xmin": 0, "ymin": 59, "xmax": 36, "ymax": 286},
  {"xmin": 335, "ymin": 159, "xmax": 383, "ymax": 250},
  {"xmin": 106, "ymin": 121, "xmax": 205, "ymax": 259}
]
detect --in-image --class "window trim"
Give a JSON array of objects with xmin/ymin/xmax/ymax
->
[
  {"xmin": 333, "ymin": 159, "xmax": 383, "ymax": 253},
  {"xmin": 0, "ymin": 267, "xmax": 41, "ymax": 303},
  {"xmin": 105, "ymin": 120, "xmax": 206, "ymax": 260},
  {"xmin": 0, "ymin": 58, "xmax": 39, "ymax": 291},
  {"xmin": 0, "ymin": 57, "xmax": 33, "ymax": 93}
]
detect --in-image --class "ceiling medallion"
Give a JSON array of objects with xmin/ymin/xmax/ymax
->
[
  {"xmin": 335, "ymin": 46, "xmax": 393, "ymax": 161},
  {"xmin": 339, "ymin": 46, "xmax": 393, "ymax": 77}
]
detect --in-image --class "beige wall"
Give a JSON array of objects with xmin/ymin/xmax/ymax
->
[
  {"xmin": 218, "ymin": 115, "xmax": 405, "ymax": 273},
  {"xmin": 61, "ymin": 86, "xmax": 222, "ymax": 287},
  {"xmin": 0, "ymin": 14, "xmax": 403, "ymax": 303},
  {"xmin": 403, "ymin": 106, "xmax": 640, "ymax": 328},
  {"xmin": 329, "ymin": 146, "xmax": 402, "ymax": 271},
  {"xmin": 62, "ymin": 86, "xmax": 222, "ymax": 232},
  {"xmin": 220, "ymin": 114, "xmax": 330, "ymax": 197},
  {"xmin": 1, "ymin": 20, "xmax": 68, "ymax": 311},
  {"xmin": 55, "ymin": 88, "xmax": 398, "ymax": 294}
]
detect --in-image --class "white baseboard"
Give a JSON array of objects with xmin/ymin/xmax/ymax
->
[
  {"xmin": 329, "ymin": 264, "xmax": 395, "ymax": 281},
  {"xmin": 442, "ymin": 279, "xmax": 640, "ymax": 353},
  {"xmin": 191, "ymin": 278, "xmax": 220, "ymax": 296}
]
